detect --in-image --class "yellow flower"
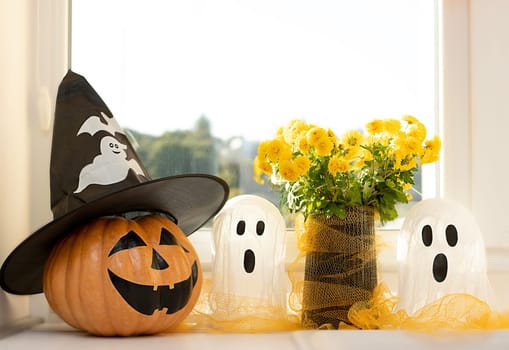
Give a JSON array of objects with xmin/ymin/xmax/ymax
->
[
  {"xmin": 402, "ymin": 183, "xmax": 412, "ymax": 191},
  {"xmin": 266, "ymin": 138, "xmax": 292, "ymax": 162},
  {"xmin": 314, "ymin": 137, "xmax": 334, "ymax": 156},
  {"xmin": 395, "ymin": 153, "xmax": 417, "ymax": 171},
  {"xmin": 421, "ymin": 136, "xmax": 441, "ymax": 164},
  {"xmin": 297, "ymin": 135, "xmax": 310, "ymax": 154},
  {"xmin": 328, "ymin": 157, "xmax": 349, "ymax": 176},
  {"xmin": 363, "ymin": 134, "xmax": 377, "ymax": 147},
  {"xmin": 306, "ymin": 127, "xmax": 328, "ymax": 147},
  {"xmin": 328, "ymin": 157, "xmax": 341, "ymax": 176},
  {"xmin": 355, "ymin": 148, "xmax": 373, "ymax": 167},
  {"xmin": 383, "ymin": 119, "xmax": 401, "ymax": 135},
  {"xmin": 257, "ymin": 140, "xmax": 270, "ymax": 159},
  {"xmin": 253, "ymin": 157, "xmax": 272, "ymax": 184},
  {"xmin": 294, "ymin": 155, "xmax": 311, "ymax": 175},
  {"xmin": 336, "ymin": 159, "xmax": 350, "ymax": 173},
  {"xmin": 279, "ymin": 159, "xmax": 299, "ymax": 182},
  {"xmin": 402, "ymin": 115, "xmax": 420, "ymax": 125},
  {"xmin": 283, "ymin": 119, "xmax": 309, "ymax": 145},
  {"xmin": 396, "ymin": 135, "xmax": 422, "ymax": 156},
  {"xmin": 344, "ymin": 145, "xmax": 360, "ymax": 160},
  {"xmin": 342, "ymin": 129, "xmax": 363, "ymax": 148},
  {"xmin": 408, "ymin": 123, "xmax": 427, "ymax": 142},
  {"xmin": 406, "ymin": 137, "xmax": 422, "ymax": 155},
  {"xmin": 366, "ymin": 119, "xmax": 384, "ymax": 135},
  {"xmin": 327, "ymin": 128, "xmax": 337, "ymax": 145},
  {"xmin": 254, "ymin": 156, "xmax": 272, "ymax": 175},
  {"xmin": 362, "ymin": 147, "xmax": 373, "ymax": 162},
  {"xmin": 352, "ymin": 158, "xmax": 365, "ymax": 170}
]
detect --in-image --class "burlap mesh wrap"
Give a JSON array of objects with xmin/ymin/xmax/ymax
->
[{"xmin": 297, "ymin": 206, "xmax": 378, "ymax": 328}]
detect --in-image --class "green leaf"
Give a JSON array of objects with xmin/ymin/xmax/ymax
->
[{"xmin": 394, "ymin": 189, "xmax": 409, "ymax": 203}]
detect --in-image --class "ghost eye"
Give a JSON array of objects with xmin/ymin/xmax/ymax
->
[
  {"xmin": 109, "ymin": 142, "xmax": 114, "ymax": 148},
  {"xmin": 160, "ymin": 228, "xmax": 189, "ymax": 252},
  {"xmin": 236, "ymin": 221, "xmax": 246, "ymax": 235},
  {"xmin": 446, "ymin": 224, "xmax": 458, "ymax": 247},
  {"xmin": 422, "ymin": 225, "xmax": 433, "ymax": 247},
  {"xmin": 256, "ymin": 221, "xmax": 265, "ymax": 235},
  {"xmin": 109, "ymin": 230, "xmax": 147, "ymax": 256}
]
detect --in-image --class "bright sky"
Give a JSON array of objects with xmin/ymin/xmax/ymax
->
[{"xmin": 71, "ymin": 0, "xmax": 436, "ymax": 141}]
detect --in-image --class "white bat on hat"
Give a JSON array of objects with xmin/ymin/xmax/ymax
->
[{"xmin": 78, "ymin": 112, "xmax": 124, "ymax": 137}]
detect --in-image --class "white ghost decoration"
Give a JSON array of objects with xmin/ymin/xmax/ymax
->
[
  {"xmin": 74, "ymin": 136, "xmax": 145, "ymax": 193},
  {"xmin": 210, "ymin": 194, "xmax": 288, "ymax": 317},
  {"xmin": 397, "ymin": 198, "xmax": 492, "ymax": 314}
]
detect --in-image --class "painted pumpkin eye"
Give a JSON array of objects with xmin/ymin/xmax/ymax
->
[
  {"xmin": 151, "ymin": 249, "xmax": 169, "ymax": 270},
  {"xmin": 108, "ymin": 230, "xmax": 147, "ymax": 256},
  {"xmin": 160, "ymin": 228, "xmax": 189, "ymax": 253},
  {"xmin": 160, "ymin": 228, "xmax": 179, "ymax": 245}
]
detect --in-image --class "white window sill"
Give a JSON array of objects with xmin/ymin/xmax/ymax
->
[{"xmin": 2, "ymin": 321, "xmax": 509, "ymax": 350}]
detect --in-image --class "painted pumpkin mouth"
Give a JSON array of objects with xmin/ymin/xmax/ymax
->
[{"xmin": 108, "ymin": 261, "xmax": 198, "ymax": 315}]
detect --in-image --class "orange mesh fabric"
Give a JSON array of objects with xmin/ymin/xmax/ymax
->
[
  {"xmin": 346, "ymin": 282, "xmax": 509, "ymax": 332},
  {"xmin": 177, "ymin": 279, "xmax": 300, "ymax": 333},
  {"xmin": 174, "ymin": 207, "xmax": 509, "ymax": 333}
]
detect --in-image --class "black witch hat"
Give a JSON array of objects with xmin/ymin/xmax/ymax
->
[{"xmin": 0, "ymin": 70, "xmax": 229, "ymax": 295}]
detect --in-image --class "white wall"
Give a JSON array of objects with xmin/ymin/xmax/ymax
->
[
  {"xmin": 441, "ymin": 0, "xmax": 509, "ymax": 248},
  {"xmin": 470, "ymin": 0, "xmax": 509, "ymax": 247},
  {"xmin": 0, "ymin": 0, "xmax": 68, "ymax": 327},
  {"xmin": 0, "ymin": 0, "xmax": 32, "ymax": 327}
]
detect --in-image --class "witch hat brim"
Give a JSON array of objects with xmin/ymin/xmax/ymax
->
[
  {"xmin": 0, "ymin": 70, "xmax": 229, "ymax": 295},
  {"xmin": 0, "ymin": 174, "xmax": 228, "ymax": 295}
]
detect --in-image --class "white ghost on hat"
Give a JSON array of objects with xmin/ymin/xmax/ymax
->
[
  {"xmin": 74, "ymin": 135, "xmax": 145, "ymax": 193},
  {"xmin": 397, "ymin": 198, "xmax": 493, "ymax": 314}
]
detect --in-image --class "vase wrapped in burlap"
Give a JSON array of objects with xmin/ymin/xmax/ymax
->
[{"xmin": 300, "ymin": 206, "xmax": 377, "ymax": 329}]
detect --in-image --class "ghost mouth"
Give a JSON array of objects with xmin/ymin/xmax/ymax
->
[
  {"xmin": 243, "ymin": 249, "xmax": 255, "ymax": 273},
  {"xmin": 112, "ymin": 150, "xmax": 121, "ymax": 154},
  {"xmin": 108, "ymin": 261, "xmax": 198, "ymax": 315},
  {"xmin": 432, "ymin": 253, "xmax": 448, "ymax": 283}
]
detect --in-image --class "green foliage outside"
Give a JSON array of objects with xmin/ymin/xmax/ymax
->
[{"xmin": 125, "ymin": 115, "xmax": 256, "ymax": 201}]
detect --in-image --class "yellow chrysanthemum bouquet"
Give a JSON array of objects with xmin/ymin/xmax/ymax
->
[{"xmin": 253, "ymin": 115, "xmax": 441, "ymax": 223}]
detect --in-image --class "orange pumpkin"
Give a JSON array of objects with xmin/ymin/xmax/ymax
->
[{"xmin": 43, "ymin": 214, "xmax": 202, "ymax": 336}]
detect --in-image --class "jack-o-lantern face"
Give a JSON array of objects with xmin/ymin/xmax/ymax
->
[
  {"xmin": 107, "ymin": 227, "xmax": 199, "ymax": 316},
  {"xmin": 43, "ymin": 214, "xmax": 202, "ymax": 336}
]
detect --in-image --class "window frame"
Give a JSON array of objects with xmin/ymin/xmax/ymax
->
[
  {"xmin": 35, "ymin": 0, "xmax": 474, "ymax": 253},
  {"xmin": 30, "ymin": 0, "xmax": 509, "ymax": 320}
]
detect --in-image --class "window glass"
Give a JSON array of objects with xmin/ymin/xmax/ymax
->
[{"xmin": 71, "ymin": 0, "xmax": 438, "ymax": 227}]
